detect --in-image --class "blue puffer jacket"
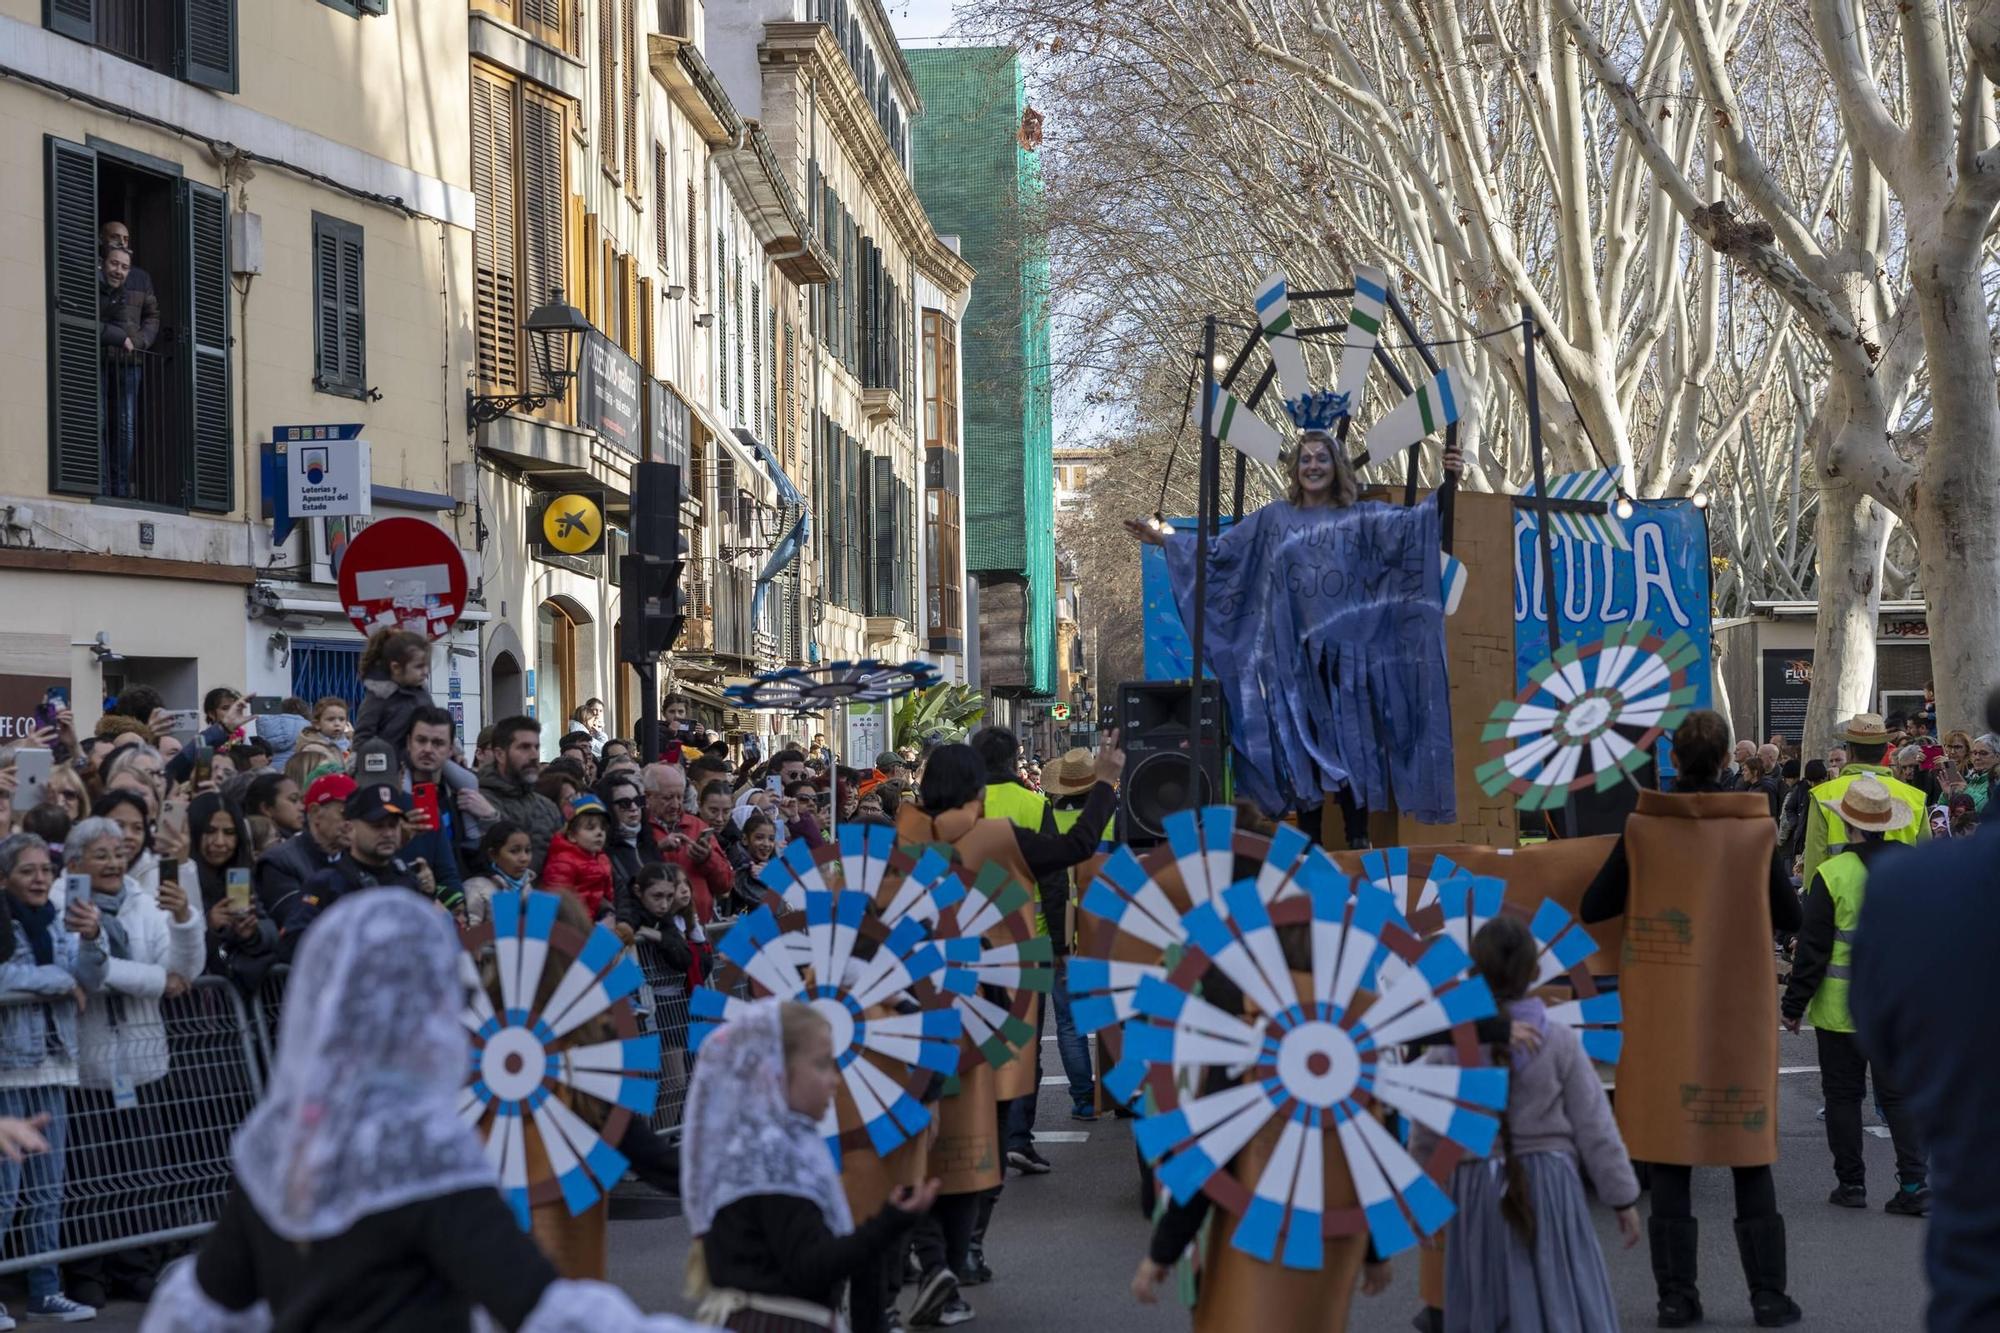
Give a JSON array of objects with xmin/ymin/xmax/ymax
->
[{"xmin": 0, "ymin": 911, "xmax": 110, "ymax": 1075}]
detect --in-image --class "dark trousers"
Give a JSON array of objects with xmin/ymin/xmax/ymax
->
[
  {"xmin": 102, "ymin": 362, "xmax": 141, "ymax": 497},
  {"xmin": 909, "ymin": 1191, "xmax": 979, "ymax": 1278},
  {"xmin": 845, "ymin": 1244, "xmax": 901, "ymax": 1333},
  {"xmin": 1818, "ymin": 1027, "xmax": 1926, "ymax": 1189},
  {"xmin": 1648, "ymin": 1162, "xmax": 1778, "ymax": 1220},
  {"xmin": 1298, "ymin": 788, "xmax": 1369, "ymax": 849}
]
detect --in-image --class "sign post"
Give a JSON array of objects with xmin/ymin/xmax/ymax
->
[{"xmin": 335, "ymin": 517, "xmax": 471, "ymax": 640}]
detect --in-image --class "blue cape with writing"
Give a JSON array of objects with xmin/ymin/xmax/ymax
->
[{"xmin": 1165, "ymin": 494, "xmax": 1455, "ymax": 822}]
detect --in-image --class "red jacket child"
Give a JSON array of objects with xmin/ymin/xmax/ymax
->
[{"xmin": 539, "ymin": 794, "xmax": 616, "ymax": 923}]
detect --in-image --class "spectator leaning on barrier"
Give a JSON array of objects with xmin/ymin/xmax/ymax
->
[
  {"xmin": 478, "ymin": 718, "xmax": 562, "ymax": 868},
  {"xmin": 641, "ymin": 763, "xmax": 731, "ymax": 925},
  {"xmin": 255, "ymin": 774, "xmax": 352, "ymax": 924},
  {"xmin": 92, "ymin": 788, "xmax": 162, "ymax": 902},
  {"xmin": 63, "ymin": 814, "xmax": 205, "ymax": 1306},
  {"xmin": 0, "ymin": 833, "xmax": 108, "ymax": 1324}
]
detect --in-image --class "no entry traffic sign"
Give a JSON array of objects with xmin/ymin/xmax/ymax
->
[{"xmin": 335, "ymin": 517, "xmax": 470, "ymax": 640}]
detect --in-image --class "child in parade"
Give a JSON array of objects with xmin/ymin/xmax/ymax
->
[{"xmin": 683, "ymin": 1000, "xmax": 939, "ymax": 1332}]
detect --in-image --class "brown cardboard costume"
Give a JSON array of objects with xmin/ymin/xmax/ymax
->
[{"xmin": 1613, "ymin": 790, "xmax": 1780, "ymax": 1166}]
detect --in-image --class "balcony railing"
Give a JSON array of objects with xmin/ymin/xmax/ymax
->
[{"xmin": 101, "ymin": 343, "xmax": 192, "ymax": 508}]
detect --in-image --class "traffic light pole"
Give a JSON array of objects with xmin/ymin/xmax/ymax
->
[{"xmin": 639, "ymin": 662, "xmax": 661, "ymax": 765}]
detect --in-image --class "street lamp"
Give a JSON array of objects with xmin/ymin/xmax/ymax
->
[{"xmin": 466, "ymin": 292, "xmax": 590, "ymax": 430}]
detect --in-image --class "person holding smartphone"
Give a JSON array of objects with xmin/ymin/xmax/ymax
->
[
  {"xmin": 182, "ymin": 792, "xmax": 277, "ymax": 995},
  {"xmin": 0, "ymin": 832, "xmax": 109, "ymax": 1323}
]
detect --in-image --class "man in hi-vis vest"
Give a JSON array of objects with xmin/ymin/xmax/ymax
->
[
  {"xmin": 1782, "ymin": 775, "xmax": 1930, "ymax": 1216},
  {"xmin": 1801, "ymin": 713, "xmax": 1929, "ymax": 886}
]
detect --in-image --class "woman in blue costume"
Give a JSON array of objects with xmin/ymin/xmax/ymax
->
[{"xmin": 1126, "ymin": 431, "xmax": 1462, "ymax": 848}]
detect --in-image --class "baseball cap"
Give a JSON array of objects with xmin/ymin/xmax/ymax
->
[
  {"xmin": 351, "ymin": 737, "xmax": 399, "ymax": 780},
  {"xmin": 566, "ymin": 792, "xmax": 610, "ymax": 825},
  {"xmin": 304, "ymin": 774, "xmax": 357, "ymax": 809},
  {"xmin": 344, "ymin": 783, "xmax": 409, "ymax": 823}
]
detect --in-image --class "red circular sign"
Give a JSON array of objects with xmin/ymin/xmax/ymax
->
[{"xmin": 335, "ymin": 517, "xmax": 470, "ymax": 640}]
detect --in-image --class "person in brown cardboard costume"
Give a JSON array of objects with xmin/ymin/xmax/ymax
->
[
  {"xmin": 1581, "ymin": 710, "xmax": 1803, "ymax": 1328},
  {"xmin": 892, "ymin": 737, "xmax": 1124, "ymax": 1324}
]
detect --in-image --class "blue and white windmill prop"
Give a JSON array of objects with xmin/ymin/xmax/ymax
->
[
  {"xmin": 1119, "ymin": 875, "xmax": 1506, "ymax": 1267},
  {"xmin": 459, "ymin": 891, "xmax": 659, "ymax": 1228},
  {"xmin": 690, "ymin": 870, "xmax": 962, "ymax": 1166},
  {"xmin": 751, "ymin": 825, "xmax": 1054, "ymax": 1073}
]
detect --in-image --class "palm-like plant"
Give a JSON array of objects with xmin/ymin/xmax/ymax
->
[{"xmin": 894, "ymin": 683, "xmax": 987, "ymax": 752}]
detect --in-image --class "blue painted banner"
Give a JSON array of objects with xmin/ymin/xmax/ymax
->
[
  {"xmin": 1140, "ymin": 517, "xmax": 1229, "ymax": 680},
  {"xmin": 1512, "ymin": 497, "xmax": 1712, "ymax": 700}
]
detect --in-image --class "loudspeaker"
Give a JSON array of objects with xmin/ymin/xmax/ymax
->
[{"xmin": 1117, "ymin": 680, "xmax": 1226, "ymax": 847}]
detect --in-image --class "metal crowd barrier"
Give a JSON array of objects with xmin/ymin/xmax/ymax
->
[
  {"xmin": 631, "ymin": 938, "xmax": 693, "ymax": 1137},
  {"xmin": 0, "ymin": 975, "xmax": 262, "ymax": 1277}
]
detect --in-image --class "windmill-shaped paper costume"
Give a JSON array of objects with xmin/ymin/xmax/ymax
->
[
  {"xmin": 459, "ymin": 891, "xmax": 660, "ymax": 1230},
  {"xmin": 1071, "ymin": 809, "xmax": 1506, "ymax": 1272},
  {"xmin": 1208, "ymin": 267, "xmax": 1474, "ymax": 471}
]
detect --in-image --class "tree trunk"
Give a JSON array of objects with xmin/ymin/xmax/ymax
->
[
  {"xmin": 1804, "ymin": 473, "xmax": 1891, "ymax": 760},
  {"xmin": 1910, "ymin": 259, "xmax": 2000, "ymax": 735}
]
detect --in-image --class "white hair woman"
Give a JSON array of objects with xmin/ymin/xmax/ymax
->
[{"xmin": 141, "ymin": 888, "xmax": 717, "ymax": 1332}]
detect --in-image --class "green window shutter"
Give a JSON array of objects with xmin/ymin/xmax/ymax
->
[
  {"xmin": 180, "ymin": 0, "xmax": 239, "ymax": 93},
  {"xmin": 182, "ymin": 178, "xmax": 233, "ymax": 511},
  {"xmin": 44, "ymin": 136, "xmax": 102, "ymax": 497},
  {"xmin": 312, "ymin": 213, "xmax": 365, "ymax": 395},
  {"xmin": 46, "ymin": 0, "xmax": 96, "ymax": 42},
  {"xmin": 358, "ymin": 0, "xmax": 387, "ymax": 13}
]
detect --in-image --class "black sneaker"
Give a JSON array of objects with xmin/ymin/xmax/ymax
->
[
  {"xmin": 1885, "ymin": 1186, "xmax": 1931, "ymax": 1217},
  {"xmin": 904, "ymin": 1250, "xmax": 924, "ymax": 1287},
  {"xmin": 1828, "ymin": 1184, "xmax": 1867, "ymax": 1208},
  {"xmin": 907, "ymin": 1268, "xmax": 959, "ymax": 1328},
  {"xmin": 935, "ymin": 1296, "xmax": 975, "ymax": 1327},
  {"xmin": 962, "ymin": 1241, "xmax": 993, "ymax": 1285},
  {"xmin": 1006, "ymin": 1145, "xmax": 1052, "ymax": 1175}
]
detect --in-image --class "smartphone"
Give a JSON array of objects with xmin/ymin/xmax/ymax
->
[
  {"xmin": 160, "ymin": 709, "xmax": 203, "ymax": 737},
  {"xmin": 766, "ymin": 775, "xmax": 784, "ymax": 795},
  {"xmin": 46, "ymin": 686, "xmax": 69, "ymax": 710},
  {"xmin": 61, "ymin": 873, "xmax": 91, "ymax": 915},
  {"xmin": 226, "ymin": 867, "xmax": 253, "ymax": 912},
  {"xmin": 413, "ymin": 782, "xmax": 442, "ymax": 831},
  {"xmin": 13, "ymin": 749, "xmax": 52, "ymax": 807},
  {"xmin": 192, "ymin": 745, "xmax": 213, "ymax": 784}
]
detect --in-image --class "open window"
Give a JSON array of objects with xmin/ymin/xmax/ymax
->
[
  {"xmin": 47, "ymin": 0, "xmax": 238, "ymax": 93},
  {"xmin": 45, "ymin": 136, "xmax": 233, "ymax": 512}
]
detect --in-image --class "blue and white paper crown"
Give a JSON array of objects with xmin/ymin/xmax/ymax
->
[{"xmin": 1282, "ymin": 387, "xmax": 1352, "ymax": 434}]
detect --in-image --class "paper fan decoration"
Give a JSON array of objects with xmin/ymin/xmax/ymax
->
[
  {"xmin": 1476, "ymin": 620, "xmax": 1699, "ymax": 809},
  {"xmin": 724, "ymin": 659, "xmax": 942, "ymax": 712},
  {"xmin": 690, "ymin": 884, "xmax": 962, "ymax": 1163},
  {"xmin": 1122, "ymin": 879, "xmax": 1503, "ymax": 1266},
  {"xmin": 459, "ymin": 890, "xmax": 658, "ymax": 1228},
  {"xmin": 758, "ymin": 826, "xmax": 1054, "ymax": 1072},
  {"xmin": 1071, "ymin": 806, "xmax": 1336, "ymax": 1040}
]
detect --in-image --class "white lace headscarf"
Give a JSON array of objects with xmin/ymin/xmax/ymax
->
[
  {"xmin": 680, "ymin": 999, "xmax": 852, "ymax": 1238},
  {"xmin": 231, "ymin": 888, "xmax": 494, "ymax": 1242}
]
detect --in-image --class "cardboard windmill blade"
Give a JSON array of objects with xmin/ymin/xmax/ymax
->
[
  {"xmin": 690, "ymin": 888, "xmax": 961, "ymax": 1168},
  {"xmin": 459, "ymin": 891, "xmax": 659, "ymax": 1229},
  {"xmin": 1475, "ymin": 619, "xmax": 1700, "ymax": 810},
  {"xmin": 1071, "ymin": 805, "xmax": 1340, "ymax": 1059},
  {"xmin": 1522, "ymin": 466, "xmax": 1631, "ymax": 549},
  {"xmin": 1120, "ymin": 875, "xmax": 1506, "ymax": 1274}
]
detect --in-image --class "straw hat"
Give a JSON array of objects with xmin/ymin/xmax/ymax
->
[
  {"xmin": 1819, "ymin": 773, "xmax": 1913, "ymax": 833},
  {"xmin": 1834, "ymin": 713, "xmax": 1891, "ymax": 746},
  {"xmin": 1042, "ymin": 747, "xmax": 1097, "ymax": 796}
]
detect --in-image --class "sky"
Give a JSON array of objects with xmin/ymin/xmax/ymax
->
[{"xmin": 882, "ymin": 0, "xmax": 970, "ymax": 45}]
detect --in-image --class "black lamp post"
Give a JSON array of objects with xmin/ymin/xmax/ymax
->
[{"xmin": 466, "ymin": 293, "xmax": 591, "ymax": 430}]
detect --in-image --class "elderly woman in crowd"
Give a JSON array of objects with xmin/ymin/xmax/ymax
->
[
  {"xmin": 1967, "ymin": 735, "xmax": 1997, "ymax": 816},
  {"xmin": 91, "ymin": 789, "xmax": 163, "ymax": 900},
  {"xmin": 61, "ymin": 815, "xmax": 205, "ymax": 1307},
  {"xmin": 0, "ymin": 833, "xmax": 109, "ymax": 1323}
]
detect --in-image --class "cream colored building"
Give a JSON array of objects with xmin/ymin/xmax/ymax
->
[
  {"xmin": 0, "ymin": 0, "xmax": 479, "ymax": 733},
  {"xmin": 708, "ymin": 0, "xmax": 973, "ymax": 684}
]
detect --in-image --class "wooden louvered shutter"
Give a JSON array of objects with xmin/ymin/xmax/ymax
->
[
  {"xmin": 48, "ymin": 0, "xmax": 94, "ymax": 41},
  {"xmin": 182, "ymin": 178, "xmax": 233, "ymax": 511},
  {"xmin": 598, "ymin": 0, "xmax": 616, "ymax": 175},
  {"xmin": 621, "ymin": 0, "xmax": 639, "ymax": 192},
  {"xmin": 653, "ymin": 143, "xmax": 670, "ymax": 268},
  {"xmin": 471, "ymin": 66, "xmax": 519, "ymax": 391},
  {"xmin": 313, "ymin": 213, "xmax": 365, "ymax": 395},
  {"xmin": 181, "ymin": 0, "xmax": 238, "ymax": 93},
  {"xmin": 638, "ymin": 276, "xmax": 654, "ymax": 376},
  {"xmin": 519, "ymin": 0, "xmax": 564, "ymax": 48},
  {"xmin": 522, "ymin": 88, "xmax": 568, "ymax": 395},
  {"xmin": 44, "ymin": 136, "xmax": 102, "ymax": 497}
]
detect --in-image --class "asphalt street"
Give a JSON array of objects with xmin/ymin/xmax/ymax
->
[{"xmin": 76, "ymin": 1027, "xmax": 1929, "ymax": 1330}]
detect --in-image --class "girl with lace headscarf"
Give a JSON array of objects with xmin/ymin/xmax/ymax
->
[
  {"xmin": 141, "ymin": 888, "xmax": 718, "ymax": 1333},
  {"xmin": 684, "ymin": 1000, "xmax": 938, "ymax": 1332}
]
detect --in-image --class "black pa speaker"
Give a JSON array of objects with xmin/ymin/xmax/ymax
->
[{"xmin": 1117, "ymin": 680, "xmax": 1226, "ymax": 847}]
